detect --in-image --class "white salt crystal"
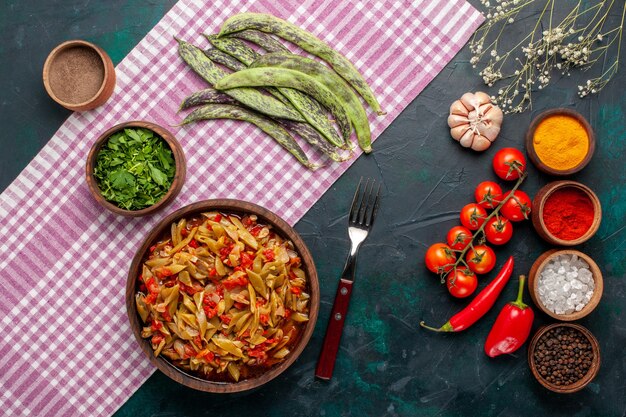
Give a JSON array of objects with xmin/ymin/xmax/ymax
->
[{"xmin": 537, "ymin": 254, "xmax": 594, "ymax": 315}]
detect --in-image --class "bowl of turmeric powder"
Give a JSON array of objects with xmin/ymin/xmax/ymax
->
[{"xmin": 525, "ymin": 108, "xmax": 595, "ymax": 176}]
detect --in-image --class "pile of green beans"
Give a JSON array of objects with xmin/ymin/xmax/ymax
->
[{"xmin": 177, "ymin": 13, "xmax": 382, "ymax": 169}]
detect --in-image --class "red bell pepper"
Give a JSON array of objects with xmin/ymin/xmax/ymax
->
[
  {"xmin": 484, "ymin": 275, "xmax": 534, "ymax": 357},
  {"xmin": 420, "ymin": 256, "xmax": 514, "ymax": 332}
]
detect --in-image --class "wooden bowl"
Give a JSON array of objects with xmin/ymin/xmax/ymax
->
[
  {"xmin": 43, "ymin": 40, "xmax": 116, "ymax": 111},
  {"xmin": 528, "ymin": 249, "xmax": 603, "ymax": 321},
  {"xmin": 125, "ymin": 199, "xmax": 320, "ymax": 393},
  {"xmin": 525, "ymin": 108, "xmax": 595, "ymax": 176},
  {"xmin": 85, "ymin": 121, "xmax": 186, "ymax": 217},
  {"xmin": 528, "ymin": 323, "xmax": 601, "ymax": 393},
  {"xmin": 531, "ymin": 180, "xmax": 601, "ymax": 246}
]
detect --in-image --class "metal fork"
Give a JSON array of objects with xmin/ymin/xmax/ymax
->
[{"xmin": 315, "ymin": 178, "xmax": 381, "ymax": 380}]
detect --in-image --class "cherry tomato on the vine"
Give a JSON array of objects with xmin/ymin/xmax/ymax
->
[
  {"xmin": 446, "ymin": 269, "xmax": 478, "ymax": 298},
  {"xmin": 466, "ymin": 245, "xmax": 496, "ymax": 275},
  {"xmin": 475, "ymin": 181, "xmax": 503, "ymax": 209},
  {"xmin": 460, "ymin": 203, "xmax": 488, "ymax": 231},
  {"xmin": 425, "ymin": 243, "xmax": 456, "ymax": 274},
  {"xmin": 500, "ymin": 190, "xmax": 532, "ymax": 221},
  {"xmin": 493, "ymin": 148, "xmax": 526, "ymax": 181},
  {"xmin": 485, "ymin": 217, "xmax": 513, "ymax": 245},
  {"xmin": 446, "ymin": 226, "xmax": 473, "ymax": 250}
]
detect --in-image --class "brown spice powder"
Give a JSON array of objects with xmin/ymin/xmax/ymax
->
[{"xmin": 48, "ymin": 46, "xmax": 105, "ymax": 104}]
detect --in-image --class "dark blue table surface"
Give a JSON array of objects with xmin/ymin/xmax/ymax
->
[{"xmin": 1, "ymin": 1, "xmax": 625, "ymax": 416}]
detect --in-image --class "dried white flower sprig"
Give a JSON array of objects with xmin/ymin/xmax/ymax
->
[{"xmin": 470, "ymin": 0, "xmax": 625, "ymax": 113}]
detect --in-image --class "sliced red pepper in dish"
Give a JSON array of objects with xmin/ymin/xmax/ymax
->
[
  {"xmin": 484, "ymin": 275, "xmax": 534, "ymax": 357},
  {"xmin": 420, "ymin": 256, "xmax": 514, "ymax": 332}
]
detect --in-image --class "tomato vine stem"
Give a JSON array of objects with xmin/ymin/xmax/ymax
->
[{"xmin": 441, "ymin": 171, "xmax": 528, "ymax": 284}]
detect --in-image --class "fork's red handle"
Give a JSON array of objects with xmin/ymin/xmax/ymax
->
[{"xmin": 315, "ymin": 278, "xmax": 353, "ymax": 380}]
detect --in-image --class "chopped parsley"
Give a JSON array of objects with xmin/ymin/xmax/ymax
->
[{"xmin": 93, "ymin": 128, "xmax": 175, "ymax": 211}]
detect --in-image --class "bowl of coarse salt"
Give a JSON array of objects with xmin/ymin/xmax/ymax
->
[{"xmin": 528, "ymin": 249, "xmax": 603, "ymax": 321}]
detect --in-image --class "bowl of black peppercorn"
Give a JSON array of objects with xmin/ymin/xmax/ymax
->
[{"xmin": 528, "ymin": 323, "xmax": 600, "ymax": 393}]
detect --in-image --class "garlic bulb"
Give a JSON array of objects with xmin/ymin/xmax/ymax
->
[{"xmin": 448, "ymin": 92, "xmax": 503, "ymax": 151}]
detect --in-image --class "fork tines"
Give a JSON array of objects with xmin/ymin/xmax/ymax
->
[{"xmin": 349, "ymin": 178, "xmax": 381, "ymax": 227}]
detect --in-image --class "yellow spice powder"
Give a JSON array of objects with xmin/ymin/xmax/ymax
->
[{"xmin": 533, "ymin": 115, "xmax": 589, "ymax": 171}]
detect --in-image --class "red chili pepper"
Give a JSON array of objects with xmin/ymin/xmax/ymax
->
[
  {"xmin": 259, "ymin": 314, "xmax": 269, "ymax": 325},
  {"xmin": 213, "ymin": 214, "xmax": 222, "ymax": 223},
  {"xmin": 151, "ymin": 334, "xmax": 164, "ymax": 345},
  {"xmin": 181, "ymin": 228, "xmax": 189, "ymax": 237},
  {"xmin": 188, "ymin": 239, "xmax": 199, "ymax": 249},
  {"xmin": 484, "ymin": 275, "xmax": 534, "ymax": 357},
  {"xmin": 420, "ymin": 256, "xmax": 514, "ymax": 332}
]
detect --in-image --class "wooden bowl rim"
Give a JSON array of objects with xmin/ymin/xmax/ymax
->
[
  {"xmin": 528, "ymin": 248, "xmax": 603, "ymax": 321},
  {"xmin": 525, "ymin": 108, "xmax": 596, "ymax": 176},
  {"xmin": 528, "ymin": 322, "xmax": 601, "ymax": 393},
  {"xmin": 43, "ymin": 39, "xmax": 111, "ymax": 108},
  {"xmin": 85, "ymin": 121, "xmax": 186, "ymax": 217},
  {"xmin": 532, "ymin": 180, "xmax": 602, "ymax": 246},
  {"xmin": 125, "ymin": 199, "xmax": 320, "ymax": 393}
]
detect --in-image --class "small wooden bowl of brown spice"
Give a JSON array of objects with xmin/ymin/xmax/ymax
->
[
  {"xmin": 528, "ymin": 323, "xmax": 600, "ymax": 393},
  {"xmin": 43, "ymin": 40, "xmax": 116, "ymax": 111}
]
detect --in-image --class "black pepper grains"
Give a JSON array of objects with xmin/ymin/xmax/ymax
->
[{"xmin": 533, "ymin": 326, "xmax": 594, "ymax": 386}]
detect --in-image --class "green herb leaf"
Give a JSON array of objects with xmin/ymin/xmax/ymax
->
[
  {"xmin": 148, "ymin": 163, "xmax": 168, "ymax": 186},
  {"xmin": 125, "ymin": 128, "xmax": 142, "ymax": 142},
  {"xmin": 109, "ymin": 169, "xmax": 135, "ymax": 189}
]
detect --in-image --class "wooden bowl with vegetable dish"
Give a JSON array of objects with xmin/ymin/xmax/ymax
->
[
  {"xmin": 126, "ymin": 200, "xmax": 319, "ymax": 393},
  {"xmin": 528, "ymin": 249, "xmax": 603, "ymax": 321},
  {"xmin": 86, "ymin": 121, "xmax": 186, "ymax": 217},
  {"xmin": 525, "ymin": 108, "xmax": 595, "ymax": 176}
]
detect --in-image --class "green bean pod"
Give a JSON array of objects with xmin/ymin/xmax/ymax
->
[
  {"xmin": 204, "ymin": 47, "xmax": 290, "ymax": 106},
  {"xmin": 206, "ymin": 35, "xmax": 343, "ymax": 148},
  {"xmin": 204, "ymin": 48, "xmax": 247, "ymax": 71},
  {"xmin": 281, "ymin": 121, "xmax": 351, "ymax": 162},
  {"xmin": 215, "ymin": 67, "xmax": 351, "ymax": 145},
  {"xmin": 217, "ymin": 13, "xmax": 384, "ymax": 115},
  {"xmin": 250, "ymin": 52, "xmax": 371, "ymax": 152},
  {"xmin": 228, "ymin": 29, "xmax": 288, "ymax": 53},
  {"xmin": 179, "ymin": 87, "xmax": 235, "ymax": 110},
  {"xmin": 205, "ymin": 35, "xmax": 259, "ymax": 66},
  {"xmin": 176, "ymin": 38, "xmax": 304, "ymax": 122},
  {"xmin": 180, "ymin": 104, "xmax": 316, "ymax": 169}
]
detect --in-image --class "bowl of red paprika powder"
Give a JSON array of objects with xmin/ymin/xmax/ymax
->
[{"xmin": 531, "ymin": 181, "xmax": 601, "ymax": 246}]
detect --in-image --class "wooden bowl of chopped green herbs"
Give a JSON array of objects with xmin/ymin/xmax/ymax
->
[{"xmin": 86, "ymin": 121, "xmax": 186, "ymax": 216}]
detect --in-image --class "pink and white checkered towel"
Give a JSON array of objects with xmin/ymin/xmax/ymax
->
[{"xmin": 0, "ymin": 1, "xmax": 483, "ymax": 415}]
